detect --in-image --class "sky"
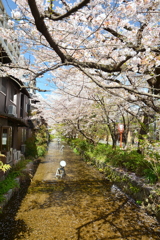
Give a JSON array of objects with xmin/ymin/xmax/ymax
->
[{"xmin": 2, "ymin": 0, "xmax": 16, "ymax": 15}]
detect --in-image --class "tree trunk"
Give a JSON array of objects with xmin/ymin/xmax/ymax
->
[{"xmin": 137, "ymin": 112, "xmax": 149, "ymax": 154}]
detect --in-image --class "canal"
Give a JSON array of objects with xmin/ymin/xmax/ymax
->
[{"xmin": 0, "ymin": 141, "xmax": 160, "ymax": 239}]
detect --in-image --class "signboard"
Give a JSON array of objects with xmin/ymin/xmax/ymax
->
[
  {"xmin": 118, "ymin": 124, "xmax": 124, "ymax": 133},
  {"xmin": 118, "ymin": 124, "xmax": 124, "ymax": 148}
]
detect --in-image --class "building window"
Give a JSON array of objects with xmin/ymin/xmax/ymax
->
[
  {"xmin": 10, "ymin": 87, "xmax": 17, "ymax": 104},
  {"xmin": 0, "ymin": 77, "xmax": 7, "ymax": 94},
  {"xmin": 1, "ymin": 127, "xmax": 12, "ymax": 152}
]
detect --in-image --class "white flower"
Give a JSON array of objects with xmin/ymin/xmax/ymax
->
[
  {"xmin": 146, "ymin": 48, "xmax": 151, "ymax": 53},
  {"xmin": 137, "ymin": 14, "xmax": 145, "ymax": 22},
  {"xmin": 11, "ymin": 10, "xmax": 21, "ymax": 19},
  {"xmin": 132, "ymin": 56, "xmax": 141, "ymax": 64},
  {"xmin": 7, "ymin": 20, "xmax": 14, "ymax": 27},
  {"xmin": 155, "ymin": 60, "xmax": 160, "ymax": 67},
  {"xmin": 145, "ymin": 41, "xmax": 153, "ymax": 47},
  {"xmin": 119, "ymin": 56, "xmax": 126, "ymax": 61}
]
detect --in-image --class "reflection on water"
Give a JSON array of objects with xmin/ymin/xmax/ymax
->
[{"xmin": 0, "ymin": 142, "xmax": 160, "ymax": 240}]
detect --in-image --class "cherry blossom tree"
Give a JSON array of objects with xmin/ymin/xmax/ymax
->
[
  {"xmin": 0, "ymin": 0, "xmax": 160, "ymax": 131},
  {"xmin": 31, "ymin": 72, "xmax": 142, "ymax": 148},
  {"xmin": 0, "ymin": 0, "xmax": 159, "ymax": 113}
]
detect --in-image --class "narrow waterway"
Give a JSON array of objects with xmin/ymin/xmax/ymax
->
[{"xmin": 0, "ymin": 141, "xmax": 160, "ymax": 240}]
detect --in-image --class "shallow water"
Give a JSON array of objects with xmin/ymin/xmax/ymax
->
[{"xmin": 0, "ymin": 142, "xmax": 160, "ymax": 239}]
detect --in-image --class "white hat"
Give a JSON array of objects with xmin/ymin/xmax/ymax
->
[{"xmin": 60, "ymin": 160, "xmax": 66, "ymax": 167}]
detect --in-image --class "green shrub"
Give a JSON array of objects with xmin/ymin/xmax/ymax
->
[
  {"xmin": 36, "ymin": 143, "xmax": 48, "ymax": 157},
  {"xmin": 68, "ymin": 138, "xmax": 160, "ymax": 184},
  {"xmin": 25, "ymin": 124, "xmax": 49, "ymax": 158},
  {"xmin": 70, "ymin": 139, "xmax": 93, "ymax": 155},
  {"xmin": 0, "ymin": 174, "xmax": 19, "ymax": 200},
  {"xmin": 144, "ymin": 151, "xmax": 160, "ymax": 182},
  {"xmin": 73, "ymin": 148, "xmax": 79, "ymax": 154},
  {"xmin": 93, "ymin": 143, "xmax": 111, "ymax": 157},
  {"xmin": 25, "ymin": 135, "xmax": 38, "ymax": 158},
  {"xmin": 0, "ymin": 159, "xmax": 31, "ymax": 203},
  {"xmin": 143, "ymin": 168, "xmax": 158, "ymax": 184}
]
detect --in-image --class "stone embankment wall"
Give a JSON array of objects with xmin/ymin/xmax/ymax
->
[{"xmin": 94, "ymin": 159, "xmax": 160, "ymax": 222}]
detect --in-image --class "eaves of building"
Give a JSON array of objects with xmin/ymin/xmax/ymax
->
[{"xmin": 0, "ymin": 112, "xmax": 28, "ymax": 127}]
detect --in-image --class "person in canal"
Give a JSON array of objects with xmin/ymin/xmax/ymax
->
[{"xmin": 55, "ymin": 160, "xmax": 66, "ymax": 179}]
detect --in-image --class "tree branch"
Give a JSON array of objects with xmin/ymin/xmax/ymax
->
[
  {"xmin": 76, "ymin": 65, "xmax": 160, "ymax": 100},
  {"xmin": 66, "ymin": 55, "xmax": 132, "ymax": 73},
  {"xmin": 136, "ymin": 23, "xmax": 147, "ymax": 46},
  {"xmin": 27, "ymin": 0, "xmax": 66, "ymax": 63},
  {"xmin": 104, "ymin": 27, "xmax": 146, "ymax": 52},
  {"xmin": 104, "ymin": 27, "xmax": 128, "ymax": 43},
  {"xmin": 43, "ymin": 0, "xmax": 90, "ymax": 21}
]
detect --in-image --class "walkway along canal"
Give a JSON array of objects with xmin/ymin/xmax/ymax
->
[{"xmin": 0, "ymin": 141, "xmax": 160, "ymax": 239}]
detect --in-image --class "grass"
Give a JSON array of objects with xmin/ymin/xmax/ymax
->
[
  {"xmin": 0, "ymin": 159, "xmax": 32, "ymax": 203},
  {"xmin": 70, "ymin": 139, "xmax": 160, "ymax": 184}
]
